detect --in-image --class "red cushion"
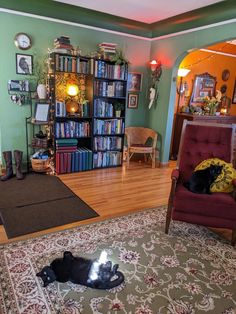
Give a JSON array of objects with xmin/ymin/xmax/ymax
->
[
  {"xmin": 178, "ymin": 124, "xmax": 233, "ymax": 182},
  {"xmin": 172, "ymin": 184, "xmax": 236, "ymax": 228}
]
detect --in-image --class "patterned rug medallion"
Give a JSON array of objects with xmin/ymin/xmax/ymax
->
[{"xmin": 0, "ymin": 206, "xmax": 235, "ymax": 313}]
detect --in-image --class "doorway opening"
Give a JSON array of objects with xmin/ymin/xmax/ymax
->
[{"xmin": 170, "ymin": 39, "xmax": 236, "ymax": 160}]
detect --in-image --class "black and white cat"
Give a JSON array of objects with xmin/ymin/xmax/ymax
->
[
  {"xmin": 184, "ymin": 164, "xmax": 223, "ymax": 194},
  {"xmin": 37, "ymin": 251, "xmax": 124, "ymax": 289}
]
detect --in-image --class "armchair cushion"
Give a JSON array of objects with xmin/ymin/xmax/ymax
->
[
  {"xmin": 195, "ymin": 158, "xmax": 236, "ymax": 193},
  {"xmin": 173, "ymin": 184, "xmax": 236, "ymax": 228}
]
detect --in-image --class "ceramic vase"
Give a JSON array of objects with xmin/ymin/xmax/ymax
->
[{"xmin": 37, "ymin": 84, "xmax": 47, "ymax": 100}]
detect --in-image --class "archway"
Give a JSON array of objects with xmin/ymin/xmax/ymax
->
[{"xmin": 169, "ymin": 39, "xmax": 236, "ymax": 160}]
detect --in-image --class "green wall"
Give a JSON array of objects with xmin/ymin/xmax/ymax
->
[
  {"xmin": 0, "ymin": 5, "xmax": 236, "ymax": 165},
  {"xmin": 0, "ymin": 12, "xmax": 150, "ymax": 164},
  {"xmin": 149, "ymin": 21, "xmax": 236, "ymax": 161}
]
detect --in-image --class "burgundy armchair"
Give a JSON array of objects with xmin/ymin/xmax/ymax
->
[{"xmin": 165, "ymin": 120, "xmax": 236, "ymax": 245}]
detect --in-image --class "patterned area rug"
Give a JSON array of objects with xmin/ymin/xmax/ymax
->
[{"xmin": 0, "ymin": 206, "xmax": 235, "ymax": 314}]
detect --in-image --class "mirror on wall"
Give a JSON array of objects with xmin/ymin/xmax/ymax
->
[{"xmin": 190, "ymin": 72, "xmax": 216, "ymax": 106}]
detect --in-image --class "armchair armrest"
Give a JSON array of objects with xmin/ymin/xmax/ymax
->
[
  {"xmin": 168, "ymin": 169, "xmax": 179, "ymax": 206},
  {"xmin": 171, "ymin": 169, "xmax": 179, "ymax": 181}
]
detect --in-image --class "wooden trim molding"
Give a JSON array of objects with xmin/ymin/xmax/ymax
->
[{"xmin": 0, "ymin": 0, "xmax": 236, "ymax": 39}]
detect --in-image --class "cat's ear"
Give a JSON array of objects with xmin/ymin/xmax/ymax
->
[{"xmin": 63, "ymin": 251, "xmax": 74, "ymax": 260}]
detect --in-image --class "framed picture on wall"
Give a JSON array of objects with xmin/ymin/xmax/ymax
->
[
  {"xmin": 232, "ymin": 79, "xmax": 236, "ymax": 104},
  {"xmin": 128, "ymin": 93, "xmax": 139, "ymax": 109},
  {"xmin": 16, "ymin": 53, "xmax": 33, "ymax": 75},
  {"xmin": 127, "ymin": 72, "xmax": 142, "ymax": 92}
]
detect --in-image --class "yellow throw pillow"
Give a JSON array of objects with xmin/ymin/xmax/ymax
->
[{"xmin": 195, "ymin": 158, "xmax": 236, "ymax": 193}]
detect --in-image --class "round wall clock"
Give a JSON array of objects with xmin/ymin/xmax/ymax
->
[
  {"xmin": 222, "ymin": 69, "xmax": 230, "ymax": 81},
  {"xmin": 14, "ymin": 33, "xmax": 32, "ymax": 50}
]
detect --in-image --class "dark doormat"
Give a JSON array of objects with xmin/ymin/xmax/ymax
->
[{"xmin": 0, "ymin": 174, "xmax": 99, "ymax": 238}]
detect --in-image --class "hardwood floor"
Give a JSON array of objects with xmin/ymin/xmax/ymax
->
[
  {"xmin": 0, "ymin": 161, "xmax": 174, "ymax": 244},
  {"xmin": 0, "ymin": 160, "xmax": 232, "ymax": 244}
]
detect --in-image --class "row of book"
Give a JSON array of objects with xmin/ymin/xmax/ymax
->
[
  {"xmin": 94, "ymin": 60, "xmax": 127, "ymax": 80},
  {"xmin": 94, "ymin": 81, "xmax": 125, "ymax": 98},
  {"xmin": 94, "ymin": 99, "xmax": 114, "ymax": 117},
  {"xmin": 55, "ymin": 121, "xmax": 90, "ymax": 138},
  {"xmin": 94, "ymin": 136, "xmax": 122, "ymax": 151},
  {"xmin": 94, "ymin": 119, "xmax": 124, "ymax": 135},
  {"xmin": 54, "ymin": 54, "xmax": 94, "ymax": 74},
  {"xmin": 93, "ymin": 151, "xmax": 122, "ymax": 168},
  {"xmin": 56, "ymin": 147, "xmax": 93, "ymax": 174}
]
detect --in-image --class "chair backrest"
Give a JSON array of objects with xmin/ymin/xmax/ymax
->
[
  {"xmin": 177, "ymin": 120, "xmax": 236, "ymax": 181},
  {"xmin": 125, "ymin": 127, "xmax": 157, "ymax": 147}
]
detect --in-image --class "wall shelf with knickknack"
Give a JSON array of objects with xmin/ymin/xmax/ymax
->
[
  {"xmin": 25, "ymin": 100, "xmax": 53, "ymax": 173},
  {"xmin": 48, "ymin": 52, "xmax": 128, "ymax": 174}
]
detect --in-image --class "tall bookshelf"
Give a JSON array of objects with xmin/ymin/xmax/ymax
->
[
  {"xmin": 93, "ymin": 59, "xmax": 127, "ymax": 168},
  {"xmin": 48, "ymin": 53, "xmax": 128, "ymax": 173}
]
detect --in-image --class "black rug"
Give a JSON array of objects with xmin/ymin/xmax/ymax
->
[{"xmin": 0, "ymin": 174, "xmax": 98, "ymax": 238}]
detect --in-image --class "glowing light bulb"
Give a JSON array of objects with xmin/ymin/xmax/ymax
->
[{"xmin": 66, "ymin": 84, "xmax": 79, "ymax": 96}]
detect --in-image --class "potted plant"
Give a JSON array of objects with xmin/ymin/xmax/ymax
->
[
  {"xmin": 114, "ymin": 102, "xmax": 124, "ymax": 117},
  {"xmin": 111, "ymin": 49, "xmax": 129, "ymax": 65},
  {"xmin": 33, "ymin": 55, "xmax": 48, "ymax": 99}
]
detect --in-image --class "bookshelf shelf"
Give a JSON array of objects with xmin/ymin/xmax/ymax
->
[{"xmin": 48, "ymin": 51, "xmax": 128, "ymax": 174}]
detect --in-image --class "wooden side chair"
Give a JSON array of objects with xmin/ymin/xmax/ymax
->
[
  {"xmin": 165, "ymin": 120, "xmax": 236, "ymax": 245},
  {"xmin": 125, "ymin": 127, "xmax": 158, "ymax": 168}
]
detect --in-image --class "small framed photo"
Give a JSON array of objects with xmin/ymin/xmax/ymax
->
[
  {"xmin": 16, "ymin": 53, "xmax": 33, "ymax": 75},
  {"xmin": 232, "ymin": 79, "xmax": 236, "ymax": 104},
  {"xmin": 34, "ymin": 103, "xmax": 50, "ymax": 122},
  {"xmin": 128, "ymin": 93, "xmax": 139, "ymax": 109},
  {"xmin": 127, "ymin": 72, "xmax": 142, "ymax": 92},
  {"xmin": 7, "ymin": 79, "xmax": 29, "ymax": 92}
]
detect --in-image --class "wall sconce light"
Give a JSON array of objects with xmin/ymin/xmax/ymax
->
[
  {"xmin": 176, "ymin": 68, "xmax": 190, "ymax": 112},
  {"xmin": 148, "ymin": 59, "xmax": 162, "ymax": 109},
  {"xmin": 150, "ymin": 59, "xmax": 162, "ymax": 85},
  {"xmin": 66, "ymin": 83, "xmax": 79, "ymax": 114}
]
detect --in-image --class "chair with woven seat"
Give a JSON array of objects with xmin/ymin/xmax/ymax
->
[
  {"xmin": 125, "ymin": 127, "xmax": 158, "ymax": 168},
  {"xmin": 165, "ymin": 120, "xmax": 236, "ymax": 245}
]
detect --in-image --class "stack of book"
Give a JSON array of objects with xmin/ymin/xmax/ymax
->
[
  {"xmin": 56, "ymin": 138, "xmax": 78, "ymax": 152},
  {"xmin": 53, "ymin": 36, "xmax": 73, "ymax": 53},
  {"xmin": 98, "ymin": 42, "xmax": 117, "ymax": 60}
]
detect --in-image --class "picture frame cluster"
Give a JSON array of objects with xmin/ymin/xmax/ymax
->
[{"xmin": 127, "ymin": 72, "xmax": 142, "ymax": 109}]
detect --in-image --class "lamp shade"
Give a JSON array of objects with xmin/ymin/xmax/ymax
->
[
  {"xmin": 66, "ymin": 84, "xmax": 79, "ymax": 96},
  {"xmin": 150, "ymin": 60, "xmax": 158, "ymax": 72},
  {"xmin": 178, "ymin": 68, "xmax": 190, "ymax": 77},
  {"xmin": 66, "ymin": 100, "xmax": 79, "ymax": 113}
]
